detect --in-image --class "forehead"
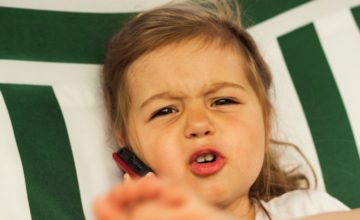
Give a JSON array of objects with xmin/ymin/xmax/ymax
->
[
  {"xmin": 129, "ymin": 38, "xmax": 246, "ymax": 71},
  {"xmin": 126, "ymin": 39, "xmax": 250, "ymax": 102}
]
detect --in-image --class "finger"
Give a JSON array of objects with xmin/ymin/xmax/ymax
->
[
  {"xmin": 109, "ymin": 179, "xmax": 140, "ymax": 208},
  {"xmin": 158, "ymin": 184, "xmax": 195, "ymax": 207},
  {"xmin": 122, "ymin": 172, "xmax": 164, "ymax": 206},
  {"xmin": 94, "ymin": 196, "xmax": 126, "ymax": 220},
  {"xmin": 137, "ymin": 173, "xmax": 165, "ymax": 198},
  {"xmin": 130, "ymin": 199, "xmax": 191, "ymax": 220},
  {"xmin": 109, "ymin": 173, "xmax": 162, "ymax": 208},
  {"xmin": 129, "ymin": 200, "xmax": 168, "ymax": 220},
  {"xmin": 145, "ymin": 172, "xmax": 156, "ymax": 178},
  {"xmin": 123, "ymin": 173, "xmax": 132, "ymax": 183}
]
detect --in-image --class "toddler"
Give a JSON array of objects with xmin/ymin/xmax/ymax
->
[{"xmin": 94, "ymin": 0, "xmax": 358, "ymax": 219}]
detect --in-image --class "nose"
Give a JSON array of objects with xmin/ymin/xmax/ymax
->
[{"xmin": 184, "ymin": 107, "xmax": 215, "ymax": 139}]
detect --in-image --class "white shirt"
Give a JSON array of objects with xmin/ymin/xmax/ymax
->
[{"xmin": 255, "ymin": 190, "xmax": 350, "ymax": 220}]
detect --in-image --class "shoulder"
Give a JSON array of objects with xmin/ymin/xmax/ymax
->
[{"xmin": 256, "ymin": 190, "xmax": 349, "ymax": 220}]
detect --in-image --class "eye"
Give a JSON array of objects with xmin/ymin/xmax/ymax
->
[
  {"xmin": 150, "ymin": 106, "xmax": 178, "ymax": 120},
  {"xmin": 211, "ymin": 98, "xmax": 239, "ymax": 107}
]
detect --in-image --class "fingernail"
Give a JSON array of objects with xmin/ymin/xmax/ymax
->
[
  {"xmin": 123, "ymin": 173, "xmax": 131, "ymax": 181},
  {"xmin": 145, "ymin": 172, "xmax": 155, "ymax": 178}
]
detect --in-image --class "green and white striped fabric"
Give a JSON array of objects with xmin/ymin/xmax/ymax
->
[{"xmin": 0, "ymin": 0, "xmax": 359, "ymax": 219}]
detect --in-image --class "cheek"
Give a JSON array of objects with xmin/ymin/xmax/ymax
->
[
  {"xmin": 242, "ymin": 115, "xmax": 266, "ymax": 180},
  {"xmin": 222, "ymin": 110, "xmax": 266, "ymax": 150},
  {"xmin": 223, "ymin": 108, "xmax": 266, "ymax": 172},
  {"xmin": 134, "ymin": 126, "xmax": 185, "ymax": 178},
  {"xmin": 239, "ymin": 115, "xmax": 266, "ymax": 162}
]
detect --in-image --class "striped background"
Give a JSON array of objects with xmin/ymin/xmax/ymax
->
[{"xmin": 0, "ymin": 0, "xmax": 359, "ymax": 219}]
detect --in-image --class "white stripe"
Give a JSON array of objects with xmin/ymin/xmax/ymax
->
[
  {"xmin": 0, "ymin": 60, "xmax": 121, "ymax": 219},
  {"xmin": 265, "ymin": 40, "xmax": 326, "ymax": 190},
  {"xmin": 315, "ymin": 9, "xmax": 360, "ymax": 157},
  {"xmin": 53, "ymin": 78, "xmax": 120, "ymax": 220},
  {"xmin": 0, "ymin": 92, "xmax": 32, "ymax": 220},
  {"xmin": 247, "ymin": 0, "xmax": 360, "ymax": 190},
  {"xmin": 248, "ymin": 0, "xmax": 360, "ymax": 45},
  {"xmin": 0, "ymin": 0, "xmax": 171, "ymax": 13},
  {"xmin": 0, "ymin": 60, "xmax": 100, "ymax": 87}
]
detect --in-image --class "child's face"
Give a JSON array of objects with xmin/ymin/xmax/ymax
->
[{"xmin": 124, "ymin": 39, "xmax": 266, "ymax": 208}]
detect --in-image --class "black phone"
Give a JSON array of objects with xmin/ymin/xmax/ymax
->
[{"xmin": 112, "ymin": 147, "xmax": 153, "ymax": 178}]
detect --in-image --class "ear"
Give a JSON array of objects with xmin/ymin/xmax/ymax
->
[{"xmin": 114, "ymin": 129, "xmax": 126, "ymax": 147}]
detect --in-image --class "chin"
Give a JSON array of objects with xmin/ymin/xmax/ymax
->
[
  {"xmin": 197, "ymin": 181, "xmax": 230, "ymax": 205},
  {"xmin": 196, "ymin": 179, "xmax": 248, "ymax": 209}
]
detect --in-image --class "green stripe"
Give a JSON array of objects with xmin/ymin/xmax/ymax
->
[
  {"xmin": 0, "ymin": 7, "xmax": 135, "ymax": 64},
  {"xmin": 351, "ymin": 5, "xmax": 360, "ymax": 29},
  {"xmin": 239, "ymin": 0, "xmax": 309, "ymax": 27},
  {"xmin": 278, "ymin": 24, "xmax": 360, "ymax": 208},
  {"xmin": 0, "ymin": 1, "xmax": 309, "ymax": 64},
  {"xmin": 0, "ymin": 84, "xmax": 85, "ymax": 220}
]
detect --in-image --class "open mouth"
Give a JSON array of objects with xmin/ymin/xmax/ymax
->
[
  {"xmin": 195, "ymin": 153, "xmax": 216, "ymax": 163},
  {"xmin": 189, "ymin": 149, "xmax": 225, "ymax": 176}
]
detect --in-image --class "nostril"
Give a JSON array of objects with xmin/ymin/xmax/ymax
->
[{"xmin": 189, "ymin": 130, "xmax": 210, "ymax": 138}]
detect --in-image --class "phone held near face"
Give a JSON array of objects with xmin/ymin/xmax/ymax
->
[{"xmin": 112, "ymin": 147, "xmax": 154, "ymax": 178}]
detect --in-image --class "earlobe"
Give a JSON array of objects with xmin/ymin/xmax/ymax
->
[{"xmin": 114, "ymin": 129, "xmax": 126, "ymax": 147}]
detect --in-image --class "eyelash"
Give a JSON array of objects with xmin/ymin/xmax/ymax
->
[
  {"xmin": 211, "ymin": 97, "xmax": 239, "ymax": 107},
  {"xmin": 150, "ymin": 106, "xmax": 178, "ymax": 120},
  {"xmin": 149, "ymin": 98, "xmax": 239, "ymax": 120}
]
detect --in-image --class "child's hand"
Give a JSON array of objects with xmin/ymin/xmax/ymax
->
[
  {"xmin": 94, "ymin": 172, "xmax": 165, "ymax": 220},
  {"xmin": 128, "ymin": 183, "xmax": 238, "ymax": 220},
  {"xmin": 94, "ymin": 173, "xmax": 238, "ymax": 220}
]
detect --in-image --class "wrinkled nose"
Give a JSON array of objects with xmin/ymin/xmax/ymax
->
[{"xmin": 184, "ymin": 108, "xmax": 215, "ymax": 139}]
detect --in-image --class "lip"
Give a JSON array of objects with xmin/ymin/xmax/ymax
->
[{"xmin": 189, "ymin": 148, "xmax": 225, "ymax": 177}]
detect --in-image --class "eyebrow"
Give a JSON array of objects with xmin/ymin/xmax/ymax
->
[
  {"xmin": 205, "ymin": 82, "xmax": 246, "ymax": 95},
  {"xmin": 140, "ymin": 92, "xmax": 179, "ymax": 110},
  {"xmin": 139, "ymin": 81, "xmax": 246, "ymax": 110}
]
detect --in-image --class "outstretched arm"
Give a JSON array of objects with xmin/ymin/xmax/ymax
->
[{"xmin": 94, "ymin": 173, "xmax": 238, "ymax": 220}]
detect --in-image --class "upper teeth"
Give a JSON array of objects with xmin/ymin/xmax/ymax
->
[{"xmin": 196, "ymin": 153, "xmax": 215, "ymax": 163}]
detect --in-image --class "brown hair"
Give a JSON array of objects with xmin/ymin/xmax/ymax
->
[{"xmin": 102, "ymin": 0, "xmax": 315, "ymax": 218}]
